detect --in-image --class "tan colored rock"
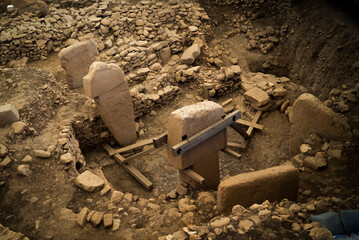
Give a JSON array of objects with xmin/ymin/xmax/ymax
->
[
  {"xmin": 103, "ymin": 213, "xmax": 113, "ymax": 228},
  {"xmin": 76, "ymin": 207, "xmax": 89, "ymax": 227},
  {"xmin": 91, "ymin": 211, "xmax": 104, "ymax": 227},
  {"xmin": 76, "ymin": 170, "xmax": 105, "ymax": 192},
  {"xmin": 34, "ymin": 150, "xmax": 51, "ymax": 158},
  {"xmin": 59, "ymin": 39, "xmax": 97, "ymax": 88},
  {"xmin": 0, "ymin": 104, "xmax": 19, "ymax": 126},
  {"xmin": 289, "ymin": 93, "xmax": 352, "ymax": 151},
  {"xmin": 167, "ymin": 101, "xmax": 226, "ymax": 188},
  {"xmin": 11, "ymin": 121, "xmax": 26, "ymax": 134},
  {"xmin": 244, "ymin": 87, "xmax": 271, "ymax": 106},
  {"xmin": 83, "ymin": 62, "xmax": 125, "ymax": 98},
  {"xmin": 83, "ymin": 62, "xmax": 137, "ymax": 146},
  {"xmin": 217, "ymin": 164, "xmax": 298, "ymax": 212},
  {"xmin": 180, "ymin": 43, "xmax": 201, "ymax": 65}
]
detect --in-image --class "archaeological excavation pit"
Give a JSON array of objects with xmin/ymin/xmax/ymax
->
[{"xmin": 0, "ymin": 0, "xmax": 358, "ymax": 239}]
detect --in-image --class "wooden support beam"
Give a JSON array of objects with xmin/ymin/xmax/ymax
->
[
  {"xmin": 227, "ymin": 141, "xmax": 247, "ymax": 150},
  {"xmin": 183, "ymin": 169, "xmax": 205, "ymax": 184},
  {"xmin": 124, "ymin": 146, "xmax": 157, "ymax": 163},
  {"xmin": 103, "ymin": 139, "xmax": 153, "ymax": 156},
  {"xmin": 221, "ymin": 148, "xmax": 242, "ymax": 159},
  {"xmin": 221, "ymin": 98, "xmax": 233, "ymax": 107},
  {"xmin": 247, "ymin": 111, "xmax": 262, "ymax": 137},
  {"xmin": 171, "ymin": 111, "xmax": 241, "ymax": 156},
  {"xmin": 153, "ymin": 132, "xmax": 168, "ymax": 148},
  {"xmin": 235, "ymin": 119, "xmax": 264, "ymax": 130},
  {"xmin": 230, "ymin": 122, "xmax": 250, "ymax": 139},
  {"xmin": 103, "ymin": 144, "xmax": 153, "ymax": 190}
]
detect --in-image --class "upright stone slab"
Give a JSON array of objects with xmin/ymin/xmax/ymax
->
[
  {"xmin": 167, "ymin": 101, "xmax": 226, "ymax": 189},
  {"xmin": 217, "ymin": 164, "xmax": 298, "ymax": 212},
  {"xmin": 83, "ymin": 62, "xmax": 137, "ymax": 146},
  {"xmin": 0, "ymin": 104, "xmax": 19, "ymax": 126},
  {"xmin": 289, "ymin": 93, "xmax": 352, "ymax": 151},
  {"xmin": 59, "ymin": 39, "xmax": 97, "ymax": 88}
]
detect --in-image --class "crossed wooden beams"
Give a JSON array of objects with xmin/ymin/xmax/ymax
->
[
  {"xmin": 102, "ymin": 133, "xmax": 167, "ymax": 190},
  {"xmin": 102, "ymin": 110, "xmax": 263, "ymax": 190}
]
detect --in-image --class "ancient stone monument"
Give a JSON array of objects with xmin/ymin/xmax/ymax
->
[
  {"xmin": 83, "ymin": 62, "xmax": 137, "ymax": 146},
  {"xmin": 167, "ymin": 101, "xmax": 226, "ymax": 189},
  {"xmin": 59, "ymin": 39, "xmax": 97, "ymax": 89}
]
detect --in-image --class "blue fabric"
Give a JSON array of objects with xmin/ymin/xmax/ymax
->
[
  {"xmin": 311, "ymin": 212, "xmax": 346, "ymax": 235},
  {"xmin": 340, "ymin": 210, "xmax": 359, "ymax": 233},
  {"xmin": 334, "ymin": 232, "xmax": 359, "ymax": 240}
]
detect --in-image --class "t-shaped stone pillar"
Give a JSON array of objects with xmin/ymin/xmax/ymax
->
[
  {"xmin": 83, "ymin": 62, "xmax": 137, "ymax": 146},
  {"xmin": 167, "ymin": 101, "xmax": 226, "ymax": 189}
]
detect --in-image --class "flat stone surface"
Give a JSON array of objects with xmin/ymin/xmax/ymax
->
[
  {"xmin": 76, "ymin": 170, "xmax": 105, "ymax": 192},
  {"xmin": 179, "ymin": 43, "xmax": 201, "ymax": 65},
  {"xmin": 34, "ymin": 150, "xmax": 51, "ymax": 158},
  {"xmin": 11, "ymin": 121, "xmax": 26, "ymax": 134},
  {"xmin": 58, "ymin": 39, "xmax": 97, "ymax": 88},
  {"xmin": 103, "ymin": 213, "xmax": 113, "ymax": 228},
  {"xmin": 210, "ymin": 217, "xmax": 230, "ymax": 228},
  {"xmin": 167, "ymin": 101, "xmax": 226, "ymax": 188},
  {"xmin": 289, "ymin": 93, "xmax": 352, "ymax": 151},
  {"xmin": 217, "ymin": 164, "xmax": 298, "ymax": 212},
  {"xmin": 96, "ymin": 84, "xmax": 137, "ymax": 146},
  {"xmin": 244, "ymin": 87, "xmax": 271, "ymax": 107},
  {"xmin": 90, "ymin": 211, "xmax": 104, "ymax": 227},
  {"xmin": 0, "ymin": 104, "xmax": 19, "ymax": 126},
  {"xmin": 76, "ymin": 207, "xmax": 89, "ymax": 228},
  {"xmin": 83, "ymin": 62, "xmax": 126, "ymax": 98}
]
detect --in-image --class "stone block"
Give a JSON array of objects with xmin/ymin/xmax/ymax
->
[
  {"xmin": 289, "ymin": 93, "xmax": 352, "ymax": 151},
  {"xmin": 180, "ymin": 43, "xmax": 201, "ymax": 65},
  {"xmin": 83, "ymin": 62, "xmax": 125, "ymax": 98},
  {"xmin": 96, "ymin": 84, "xmax": 137, "ymax": 146},
  {"xmin": 167, "ymin": 101, "xmax": 226, "ymax": 188},
  {"xmin": 58, "ymin": 39, "xmax": 97, "ymax": 88},
  {"xmin": 0, "ymin": 104, "xmax": 19, "ymax": 126},
  {"xmin": 76, "ymin": 170, "xmax": 105, "ymax": 192},
  {"xmin": 217, "ymin": 164, "xmax": 298, "ymax": 212},
  {"xmin": 244, "ymin": 87, "xmax": 271, "ymax": 106}
]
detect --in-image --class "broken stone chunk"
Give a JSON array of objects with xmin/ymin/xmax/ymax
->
[
  {"xmin": 103, "ymin": 213, "xmax": 113, "ymax": 228},
  {"xmin": 244, "ymin": 87, "xmax": 271, "ymax": 107},
  {"xmin": 0, "ymin": 104, "xmax": 19, "ymax": 126},
  {"xmin": 180, "ymin": 43, "xmax": 201, "ymax": 65},
  {"xmin": 60, "ymin": 153, "xmax": 73, "ymax": 164},
  {"xmin": 90, "ymin": 211, "xmax": 104, "ymax": 227},
  {"xmin": 0, "ymin": 156, "xmax": 11, "ymax": 169},
  {"xmin": 11, "ymin": 121, "xmax": 27, "ymax": 134},
  {"xmin": 77, "ymin": 207, "xmax": 89, "ymax": 228},
  {"xmin": 17, "ymin": 164, "xmax": 30, "ymax": 176},
  {"xmin": 0, "ymin": 144, "xmax": 8, "ymax": 157},
  {"xmin": 76, "ymin": 170, "xmax": 105, "ymax": 192},
  {"xmin": 34, "ymin": 150, "xmax": 51, "ymax": 158}
]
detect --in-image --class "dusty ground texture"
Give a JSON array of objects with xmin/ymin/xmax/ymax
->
[{"xmin": 0, "ymin": 0, "xmax": 359, "ymax": 239}]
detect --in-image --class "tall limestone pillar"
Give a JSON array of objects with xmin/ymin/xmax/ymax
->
[{"xmin": 83, "ymin": 62, "xmax": 137, "ymax": 146}]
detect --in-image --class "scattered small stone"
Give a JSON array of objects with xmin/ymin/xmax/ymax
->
[
  {"xmin": 103, "ymin": 213, "xmax": 113, "ymax": 228},
  {"xmin": 11, "ymin": 121, "xmax": 27, "ymax": 134},
  {"xmin": 0, "ymin": 144, "xmax": 8, "ymax": 157},
  {"xmin": 210, "ymin": 217, "xmax": 230, "ymax": 228},
  {"xmin": 238, "ymin": 220, "xmax": 253, "ymax": 232},
  {"xmin": 34, "ymin": 150, "xmax": 51, "ymax": 158},
  {"xmin": 21, "ymin": 155, "xmax": 33, "ymax": 163},
  {"xmin": 76, "ymin": 170, "xmax": 105, "ymax": 192},
  {"xmin": 112, "ymin": 219, "xmax": 120, "ymax": 231},
  {"xmin": 60, "ymin": 153, "xmax": 73, "ymax": 164},
  {"xmin": 77, "ymin": 207, "xmax": 89, "ymax": 228},
  {"xmin": 91, "ymin": 211, "xmax": 104, "ymax": 227},
  {"xmin": 17, "ymin": 164, "xmax": 30, "ymax": 176}
]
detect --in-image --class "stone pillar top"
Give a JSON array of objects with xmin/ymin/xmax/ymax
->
[{"xmin": 83, "ymin": 62, "xmax": 127, "ymax": 98}]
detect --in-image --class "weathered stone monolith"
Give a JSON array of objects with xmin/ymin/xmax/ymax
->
[
  {"xmin": 167, "ymin": 101, "xmax": 226, "ymax": 189},
  {"xmin": 83, "ymin": 62, "xmax": 137, "ymax": 146},
  {"xmin": 59, "ymin": 39, "xmax": 97, "ymax": 88}
]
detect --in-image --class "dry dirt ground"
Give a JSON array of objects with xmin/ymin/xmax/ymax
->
[{"xmin": 0, "ymin": 0, "xmax": 359, "ymax": 239}]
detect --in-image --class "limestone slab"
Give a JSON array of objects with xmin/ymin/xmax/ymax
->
[
  {"xmin": 289, "ymin": 93, "xmax": 352, "ymax": 151},
  {"xmin": 217, "ymin": 164, "xmax": 298, "ymax": 212},
  {"xmin": 58, "ymin": 39, "xmax": 97, "ymax": 88},
  {"xmin": 76, "ymin": 170, "xmax": 105, "ymax": 192},
  {"xmin": 0, "ymin": 104, "xmax": 19, "ymax": 126},
  {"xmin": 179, "ymin": 43, "xmax": 201, "ymax": 65},
  {"xmin": 83, "ymin": 62, "xmax": 126, "ymax": 98},
  {"xmin": 96, "ymin": 84, "xmax": 137, "ymax": 146},
  {"xmin": 244, "ymin": 87, "xmax": 271, "ymax": 107}
]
